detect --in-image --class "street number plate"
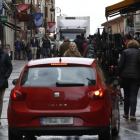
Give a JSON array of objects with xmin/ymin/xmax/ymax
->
[{"xmin": 41, "ymin": 117, "xmax": 73, "ymax": 126}]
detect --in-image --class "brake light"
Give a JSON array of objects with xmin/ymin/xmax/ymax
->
[
  {"xmin": 51, "ymin": 63, "xmax": 67, "ymax": 65},
  {"xmin": 88, "ymin": 89, "xmax": 105, "ymax": 100},
  {"xmin": 12, "ymin": 90, "xmax": 27, "ymax": 101}
]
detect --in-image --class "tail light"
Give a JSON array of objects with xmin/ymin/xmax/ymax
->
[
  {"xmin": 12, "ymin": 90, "xmax": 27, "ymax": 101},
  {"xmin": 88, "ymin": 89, "xmax": 105, "ymax": 100}
]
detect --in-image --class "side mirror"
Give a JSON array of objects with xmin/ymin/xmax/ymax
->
[
  {"xmin": 110, "ymin": 77, "xmax": 122, "ymax": 87},
  {"xmin": 12, "ymin": 79, "xmax": 18, "ymax": 85}
]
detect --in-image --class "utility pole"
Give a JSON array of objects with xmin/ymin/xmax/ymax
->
[
  {"xmin": 14, "ymin": 0, "xmax": 17, "ymax": 42},
  {"xmin": 45, "ymin": 0, "xmax": 46, "ymax": 37},
  {"xmin": 30, "ymin": 0, "xmax": 33, "ymax": 38}
]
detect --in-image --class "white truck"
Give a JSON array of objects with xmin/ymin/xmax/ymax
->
[{"xmin": 56, "ymin": 16, "xmax": 90, "ymax": 50}]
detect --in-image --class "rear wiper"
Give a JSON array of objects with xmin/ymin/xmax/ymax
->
[{"xmin": 56, "ymin": 82, "xmax": 84, "ymax": 87}]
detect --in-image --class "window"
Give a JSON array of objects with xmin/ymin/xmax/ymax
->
[{"xmin": 21, "ymin": 67, "xmax": 96, "ymax": 87}]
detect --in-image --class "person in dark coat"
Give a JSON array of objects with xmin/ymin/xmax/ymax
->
[
  {"xmin": 73, "ymin": 35, "xmax": 83, "ymax": 55},
  {"xmin": 14, "ymin": 38, "xmax": 22, "ymax": 60},
  {"xmin": 0, "ymin": 42, "xmax": 12, "ymax": 125},
  {"xmin": 42, "ymin": 36, "xmax": 51, "ymax": 58},
  {"xmin": 25, "ymin": 41, "xmax": 31, "ymax": 61},
  {"xmin": 58, "ymin": 37, "xmax": 70, "ymax": 57},
  {"xmin": 116, "ymin": 40, "xmax": 140, "ymax": 120},
  {"xmin": 84, "ymin": 38, "xmax": 97, "ymax": 58}
]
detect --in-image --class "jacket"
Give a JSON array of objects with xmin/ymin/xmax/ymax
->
[
  {"xmin": 14, "ymin": 41, "xmax": 22, "ymax": 50},
  {"xmin": 0, "ymin": 51, "xmax": 12, "ymax": 89},
  {"xmin": 59, "ymin": 41, "xmax": 70, "ymax": 57},
  {"xmin": 42, "ymin": 39, "xmax": 51, "ymax": 49},
  {"xmin": 73, "ymin": 39, "xmax": 83, "ymax": 53},
  {"xmin": 30, "ymin": 38, "xmax": 39, "ymax": 47},
  {"xmin": 116, "ymin": 46, "xmax": 140, "ymax": 79},
  {"xmin": 84, "ymin": 44, "xmax": 96, "ymax": 58},
  {"xmin": 64, "ymin": 49, "xmax": 81, "ymax": 57}
]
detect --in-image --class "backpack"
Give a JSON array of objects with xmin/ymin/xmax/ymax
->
[{"xmin": 86, "ymin": 45, "xmax": 97, "ymax": 58}]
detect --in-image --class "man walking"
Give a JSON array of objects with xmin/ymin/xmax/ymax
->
[
  {"xmin": 42, "ymin": 36, "xmax": 51, "ymax": 58},
  {"xmin": 14, "ymin": 38, "xmax": 22, "ymax": 60},
  {"xmin": 30, "ymin": 35, "xmax": 39, "ymax": 59},
  {"xmin": 0, "ymin": 41, "xmax": 12, "ymax": 126},
  {"xmin": 59, "ymin": 37, "xmax": 70, "ymax": 57}
]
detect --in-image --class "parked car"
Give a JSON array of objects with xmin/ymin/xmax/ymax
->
[{"xmin": 8, "ymin": 57, "xmax": 120, "ymax": 140}]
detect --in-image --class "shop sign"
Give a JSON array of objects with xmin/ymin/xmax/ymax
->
[{"xmin": 0, "ymin": 16, "xmax": 7, "ymax": 23}]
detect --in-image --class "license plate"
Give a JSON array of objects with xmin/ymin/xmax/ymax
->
[{"xmin": 40, "ymin": 117, "xmax": 73, "ymax": 126}]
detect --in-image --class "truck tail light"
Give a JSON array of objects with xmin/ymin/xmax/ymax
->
[
  {"xmin": 88, "ymin": 89, "xmax": 105, "ymax": 100},
  {"xmin": 12, "ymin": 90, "xmax": 27, "ymax": 101}
]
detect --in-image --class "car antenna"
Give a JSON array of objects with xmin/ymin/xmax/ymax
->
[{"xmin": 59, "ymin": 57, "xmax": 62, "ymax": 63}]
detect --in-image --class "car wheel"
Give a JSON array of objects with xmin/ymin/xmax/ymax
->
[
  {"xmin": 98, "ymin": 116, "xmax": 112, "ymax": 140},
  {"xmin": 8, "ymin": 127, "xmax": 22, "ymax": 140},
  {"xmin": 112, "ymin": 106, "xmax": 120, "ymax": 136}
]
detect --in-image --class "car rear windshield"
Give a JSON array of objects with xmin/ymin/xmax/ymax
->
[{"xmin": 20, "ymin": 67, "xmax": 96, "ymax": 87}]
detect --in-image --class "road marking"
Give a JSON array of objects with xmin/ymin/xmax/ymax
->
[{"xmin": 121, "ymin": 127, "xmax": 140, "ymax": 135}]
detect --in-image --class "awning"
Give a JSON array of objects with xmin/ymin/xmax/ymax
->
[{"xmin": 106, "ymin": 0, "xmax": 140, "ymax": 18}]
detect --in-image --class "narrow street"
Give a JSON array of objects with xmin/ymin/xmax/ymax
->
[{"xmin": 0, "ymin": 60, "xmax": 140, "ymax": 140}]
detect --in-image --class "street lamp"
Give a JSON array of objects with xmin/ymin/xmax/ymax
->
[{"xmin": 55, "ymin": 7, "xmax": 61, "ymax": 16}]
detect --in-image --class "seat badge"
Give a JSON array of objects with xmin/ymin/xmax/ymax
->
[{"xmin": 54, "ymin": 92, "xmax": 60, "ymax": 98}]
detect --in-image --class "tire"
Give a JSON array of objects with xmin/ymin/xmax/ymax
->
[
  {"xmin": 8, "ymin": 127, "xmax": 22, "ymax": 140},
  {"xmin": 112, "ymin": 106, "xmax": 120, "ymax": 136},
  {"xmin": 98, "ymin": 117, "xmax": 112, "ymax": 140}
]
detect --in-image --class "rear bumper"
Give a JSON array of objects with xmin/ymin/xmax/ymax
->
[{"xmin": 9, "ymin": 126, "xmax": 108, "ymax": 136}]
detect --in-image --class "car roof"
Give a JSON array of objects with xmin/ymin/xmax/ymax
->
[{"xmin": 27, "ymin": 57, "xmax": 95, "ymax": 67}]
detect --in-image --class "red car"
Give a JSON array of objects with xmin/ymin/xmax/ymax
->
[{"xmin": 8, "ymin": 57, "xmax": 120, "ymax": 140}]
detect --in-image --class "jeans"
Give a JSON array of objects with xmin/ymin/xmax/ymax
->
[
  {"xmin": 44, "ymin": 48, "xmax": 50, "ymax": 58},
  {"xmin": 26, "ymin": 51, "xmax": 31, "ymax": 61},
  {"xmin": 0, "ymin": 89, "xmax": 5, "ymax": 122},
  {"xmin": 122, "ymin": 79, "xmax": 140, "ymax": 116},
  {"xmin": 15, "ymin": 49, "xmax": 21, "ymax": 60}
]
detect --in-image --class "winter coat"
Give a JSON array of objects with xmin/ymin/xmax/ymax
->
[
  {"xmin": 30, "ymin": 38, "xmax": 39, "ymax": 47},
  {"xmin": 116, "ymin": 41, "xmax": 140, "ymax": 79},
  {"xmin": 59, "ymin": 41, "xmax": 70, "ymax": 57},
  {"xmin": 14, "ymin": 41, "xmax": 22, "ymax": 50},
  {"xmin": 63, "ymin": 49, "xmax": 81, "ymax": 57},
  {"xmin": 42, "ymin": 39, "xmax": 51, "ymax": 49},
  {"xmin": 0, "ymin": 51, "xmax": 12, "ymax": 89},
  {"xmin": 73, "ymin": 39, "xmax": 83, "ymax": 53},
  {"xmin": 84, "ymin": 44, "xmax": 96, "ymax": 58}
]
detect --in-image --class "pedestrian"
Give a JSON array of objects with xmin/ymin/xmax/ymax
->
[
  {"xmin": 14, "ymin": 38, "xmax": 22, "ymax": 60},
  {"xmin": 116, "ymin": 40, "xmax": 140, "ymax": 120},
  {"xmin": 21, "ymin": 40, "xmax": 26, "ymax": 60},
  {"xmin": 73, "ymin": 35, "xmax": 83, "ymax": 55},
  {"xmin": 25, "ymin": 41, "xmax": 31, "ymax": 61},
  {"xmin": 0, "ymin": 41, "xmax": 12, "ymax": 126},
  {"xmin": 83, "ymin": 38, "xmax": 88, "ymax": 55},
  {"xmin": 58, "ymin": 37, "xmax": 70, "ymax": 57},
  {"xmin": 84, "ymin": 38, "xmax": 97, "ymax": 58},
  {"xmin": 124, "ymin": 34, "xmax": 132, "ymax": 46},
  {"xmin": 37, "ymin": 45, "xmax": 41, "ymax": 59},
  {"xmin": 30, "ymin": 35, "xmax": 39, "ymax": 59},
  {"xmin": 42, "ymin": 36, "xmax": 51, "ymax": 58},
  {"xmin": 63, "ymin": 42, "xmax": 81, "ymax": 57}
]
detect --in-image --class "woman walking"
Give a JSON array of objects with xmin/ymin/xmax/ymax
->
[
  {"xmin": 63, "ymin": 42, "xmax": 81, "ymax": 57},
  {"xmin": 116, "ymin": 40, "xmax": 140, "ymax": 120}
]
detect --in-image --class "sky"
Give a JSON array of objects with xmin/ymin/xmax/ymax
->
[{"xmin": 55, "ymin": 0, "xmax": 123, "ymax": 35}]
